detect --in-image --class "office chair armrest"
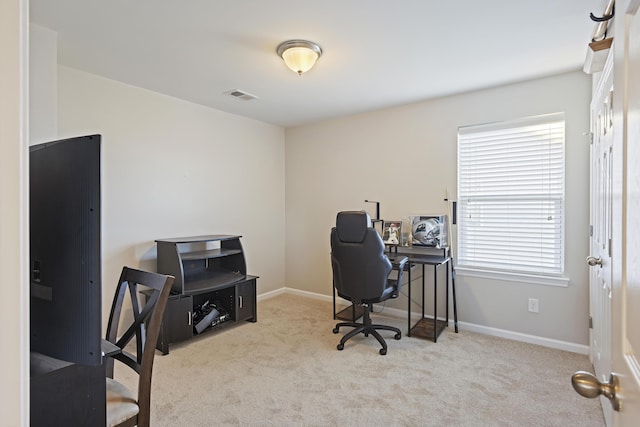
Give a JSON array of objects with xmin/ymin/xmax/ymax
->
[
  {"xmin": 386, "ymin": 254, "xmax": 408, "ymax": 297},
  {"xmin": 387, "ymin": 254, "xmax": 408, "ymax": 270}
]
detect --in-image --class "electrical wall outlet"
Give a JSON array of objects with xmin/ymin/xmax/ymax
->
[{"xmin": 528, "ymin": 298, "xmax": 539, "ymax": 313}]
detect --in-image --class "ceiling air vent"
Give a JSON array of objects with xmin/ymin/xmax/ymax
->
[{"xmin": 224, "ymin": 89, "xmax": 258, "ymax": 101}]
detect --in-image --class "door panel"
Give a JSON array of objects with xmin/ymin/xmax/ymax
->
[
  {"xmin": 627, "ymin": 5, "xmax": 640, "ymax": 362},
  {"xmin": 589, "ymin": 48, "xmax": 614, "ymax": 425}
]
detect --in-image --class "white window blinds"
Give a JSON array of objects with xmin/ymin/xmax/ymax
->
[{"xmin": 457, "ymin": 113, "xmax": 565, "ymax": 276}]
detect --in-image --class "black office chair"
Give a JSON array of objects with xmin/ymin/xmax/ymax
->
[{"xmin": 331, "ymin": 211, "xmax": 408, "ymax": 355}]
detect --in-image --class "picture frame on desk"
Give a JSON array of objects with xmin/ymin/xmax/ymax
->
[
  {"xmin": 382, "ymin": 220, "xmax": 402, "ymax": 245},
  {"xmin": 410, "ymin": 215, "xmax": 449, "ymax": 248}
]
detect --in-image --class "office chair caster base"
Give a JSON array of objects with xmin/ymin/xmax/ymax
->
[
  {"xmin": 332, "ymin": 327, "xmax": 339, "ymax": 333},
  {"xmin": 394, "ymin": 333, "xmax": 401, "ymax": 340},
  {"xmin": 337, "ymin": 343, "xmax": 344, "ymax": 350},
  {"xmin": 379, "ymin": 348, "xmax": 387, "ymax": 355}
]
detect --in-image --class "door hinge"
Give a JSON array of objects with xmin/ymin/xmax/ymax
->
[
  {"xmin": 609, "ymin": 239, "xmax": 612, "ymax": 257},
  {"xmin": 589, "ymin": 225, "xmax": 593, "ymax": 237},
  {"xmin": 589, "ymin": 316, "xmax": 593, "ymax": 329},
  {"xmin": 586, "ymin": 132, "xmax": 594, "ymax": 144}
]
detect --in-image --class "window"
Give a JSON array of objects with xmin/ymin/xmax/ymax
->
[{"xmin": 457, "ymin": 113, "xmax": 565, "ymax": 280}]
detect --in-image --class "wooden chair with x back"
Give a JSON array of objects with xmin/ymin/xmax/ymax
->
[{"xmin": 104, "ymin": 267, "xmax": 174, "ymax": 427}]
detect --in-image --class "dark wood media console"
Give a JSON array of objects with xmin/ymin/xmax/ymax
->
[{"xmin": 155, "ymin": 235, "xmax": 257, "ymax": 354}]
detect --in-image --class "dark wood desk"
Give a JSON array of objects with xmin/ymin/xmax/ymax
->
[
  {"xmin": 30, "ymin": 352, "xmax": 107, "ymax": 426},
  {"xmin": 390, "ymin": 247, "xmax": 458, "ymax": 342},
  {"xmin": 332, "ymin": 246, "xmax": 459, "ymax": 342},
  {"xmin": 30, "ymin": 341, "xmax": 121, "ymax": 427}
]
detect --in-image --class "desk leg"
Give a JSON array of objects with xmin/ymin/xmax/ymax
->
[
  {"xmin": 407, "ymin": 263, "xmax": 412, "ymax": 337},
  {"xmin": 451, "ymin": 261, "xmax": 459, "ymax": 333},
  {"xmin": 446, "ymin": 261, "xmax": 449, "ymax": 327},
  {"xmin": 433, "ymin": 265, "xmax": 437, "ymax": 343},
  {"xmin": 422, "ymin": 264, "xmax": 426, "ymax": 321}
]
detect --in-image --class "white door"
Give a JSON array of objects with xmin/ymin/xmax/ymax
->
[
  {"xmin": 574, "ymin": 1, "xmax": 640, "ymax": 423},
  {"xmin": 588, "ymin": 48, "xmax": 614, "ymax": 426},
  {"xmin": 612, "ymin": 0, "xmax": 640, "ymax": 423}
]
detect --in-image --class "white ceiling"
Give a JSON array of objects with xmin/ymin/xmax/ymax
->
[{"xmin": 29, "ymin": 0, "xmax": 604, "ymax": 128}]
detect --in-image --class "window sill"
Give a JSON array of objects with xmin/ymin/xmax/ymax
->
[{"xmin": 454, "ymin": 266, "xmax": 570, "ymax": 287}]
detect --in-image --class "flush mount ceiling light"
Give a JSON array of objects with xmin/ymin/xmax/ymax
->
[{"xmin": 276, "ymin": 40, "xmax": 322, "ymax": 75}]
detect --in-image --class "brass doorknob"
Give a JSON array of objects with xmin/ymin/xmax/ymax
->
[
  {"xmin": 571, "ymin": 371, "xmax": 620, "ymax": 411},
  {"xmin": 586, "ymin": 256, "xmax": 603, "ymax": 267}
]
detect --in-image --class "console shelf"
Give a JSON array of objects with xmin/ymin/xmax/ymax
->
[
  {"xmin": 180, "ymin": 248, "xmax": 243, "ymax": 261},
  {"xmin": 155, "ymin": 235, "xmax": 257, "ymax": 354},
  {"xmin": 182, "ymin": 271, "xmax": 245, "ymax": 295}
]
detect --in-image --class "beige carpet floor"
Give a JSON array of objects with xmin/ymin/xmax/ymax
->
[{"xmin": 116, "ymin": 293, "xmax": 604, "ymax": 426}]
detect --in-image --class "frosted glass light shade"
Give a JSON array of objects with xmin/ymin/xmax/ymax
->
[
  {"xmin": 277, "ymin": 40, "xmax": 322, "ymax": 75},
  {"xmin": 282, "ymin": 47, "xmax": 318, "ymax": 75}
]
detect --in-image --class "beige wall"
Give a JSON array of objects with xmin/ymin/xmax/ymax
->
[
  {"xmin": 0, "ymin": 0, "xmax": 29, "ymax": 424},
  {"xmin": 56, "ymin": 66, "xmax": 287, "ymax": 326},
  {"xmin": 285, "ymin": 71, "xmax": 592, "ymax": 349},
  {"xmin": 29, "ymin": 24, "xmax": 57, "ymax": 144},
  {"xmin": 30, "ymin": 26, "xmax": 592, "ymax": 352}
]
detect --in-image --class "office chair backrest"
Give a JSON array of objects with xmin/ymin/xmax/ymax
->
[{"xmin": 331, "ymin": 211, "xmax": 392, "ymax": 303}]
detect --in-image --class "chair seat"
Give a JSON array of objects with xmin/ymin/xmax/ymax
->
[
  {"xmin": 106, "ymin": 377, "xmax": 139, "ymax": 427},
  {"xmin": 337, "ymin": 280, "xmax": 398, "ymax": 305}
]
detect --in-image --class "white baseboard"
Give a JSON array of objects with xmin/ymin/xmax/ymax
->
[
  {"xmin": 457, "ymin": 322, "xmax": 589, "ymax": 355},
  {"xmin": 256, "ymin": 287, "xmax": 287, "ymax": 301},
  {"xmin": 259, "ymin": 287, "xmax": 589, "ymax": 355}
]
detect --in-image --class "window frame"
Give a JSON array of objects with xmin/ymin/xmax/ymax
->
[{"xmin": 456, "ymin": 113, "xmax": 569, "ymax": 287}]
